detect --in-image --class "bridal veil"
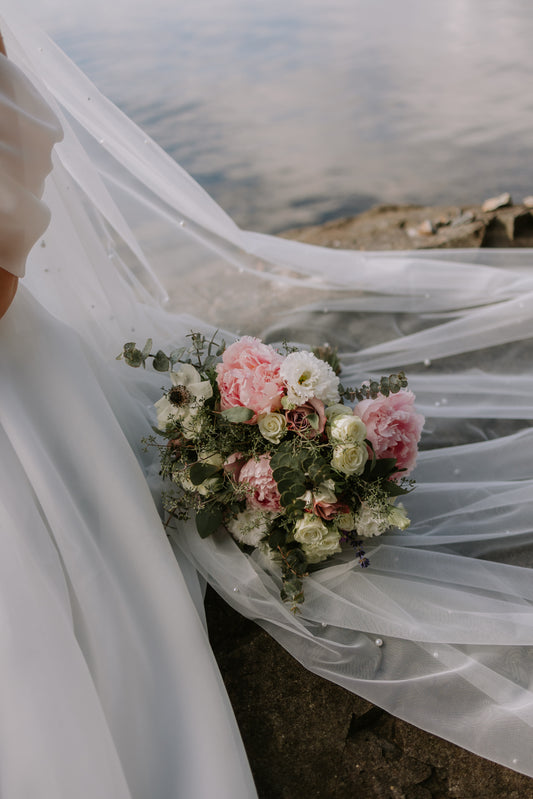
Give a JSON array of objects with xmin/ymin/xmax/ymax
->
[{"xmin": 3, "ymin": 11, "xmax": 533, "ymax": 782}]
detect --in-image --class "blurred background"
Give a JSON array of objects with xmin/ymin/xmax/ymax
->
[{"xmin": 13, "ymin": 0, "xmax": 533, "ymax": 233}]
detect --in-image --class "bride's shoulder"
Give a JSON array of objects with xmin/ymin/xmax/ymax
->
[{"xmin": 0, "ymin": 50, "xmax": 62, "ymax": 298}]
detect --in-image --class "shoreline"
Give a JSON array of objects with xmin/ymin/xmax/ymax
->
[{"xmin": 281, "ymin": 194, "xmax": 533, "ymax": 251}]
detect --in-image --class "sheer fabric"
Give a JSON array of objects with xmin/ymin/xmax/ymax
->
[
  {"xmin": 3, "ymin": 12, "xmax": 533, "ymax": 781},
  {"xmin": 0, "ymin": 26, "xmax": 256, "ymax": 799}
]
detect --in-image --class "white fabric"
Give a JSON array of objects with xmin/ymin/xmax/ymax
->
[
  {"xmin": 0, "ymin": 53, "xmax": 60, "ymax": 277},
  {"xmin": 0, "ymin": 31, "xmax": 256, "ymax": 799},
  {"xmin": 3, "ymin": 11, "xmax": 533, "ymax": 783}
]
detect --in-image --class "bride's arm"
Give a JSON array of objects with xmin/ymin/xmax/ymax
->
[
  {"xmin": 0, "ymin": 30, "xmax": 17, "ymax": 320},
  {"xmin": 0, "ymin": 29, "xmax": 62, "ymax": 319}
]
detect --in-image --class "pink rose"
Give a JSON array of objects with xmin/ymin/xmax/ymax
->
[
  {"xmin": 238, "ymin": 454, "xmax": 282, "ymax": 512},
  {"xmin": 354, "ymin": 390, "xmax": 424, "ymax": 477},
  {"xmin": 216, "ymin": 337, "xmax": 285, "ymax": 423},
  {"xmin": 285, "ymin": 398, "xmax": 326, "ymax": 439},
  {"xmin": 313, "ymin": 499, "xmax": 351, "ymax": 521},
  {"xmin": 223, "ymin": 452, "xmax": 246, "ymax": 480}
]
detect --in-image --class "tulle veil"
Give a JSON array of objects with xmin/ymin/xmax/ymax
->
[{"xmin": 4, "ymin": 11, "xmax": 533, "ymax": 778}]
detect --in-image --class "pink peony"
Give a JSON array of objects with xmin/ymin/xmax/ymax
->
[
  {"xmin": 216, "ymin": 337, "xmax": 285, "ymax": 423},
  {"xmin": 354, "ymin": 390, "xmax": 424, "ymax": 477},
  {"xmin": 238, "ymin": 454, "xmax": 282, "ymax": 512},
  {"xmin": 285, "ymin": 397, "xmax": 326, "ymax": 439}
]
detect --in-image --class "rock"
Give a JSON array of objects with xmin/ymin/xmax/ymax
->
[
  {"xmin": 417, "ymin": 219, "xmax": 436, "ymax": 236},
  {"xmin": 450, "ymin": 210, "xmax": 475, "ymax": 227},
  {"xmin": 205, "ymin": 586, "xmax": 533, "ymax": 798},
  {"xmin": 523, "ymin": 196, "xmax": 533, "ymax": 209},
  {"xmin": 481, "ymin": 192, "xmax": 512, "ymax": 212}
]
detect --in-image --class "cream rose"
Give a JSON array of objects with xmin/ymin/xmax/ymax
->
[
  {"xmin": 388, "ymin": 502, "xmax": 410, "ymax": 531},
  {"xmin": 328, "ymin": 414, "xmax": 367, "ymax": 445},
  {"xmin": 325, "ymin": 403, "xmax": 352, "ymax": 422},
  {"xmin": 257, "ymin": 412, "xmax": 287, "ymax": 444},
  {"xmin": 336, "ymin": 511, "xmax": 357, "ymax": 531},
  {"xmin": 331, "ymin": 444, "xmax": 368, "ymax": 475},
  {"xmin": 293, "ymin": 514, "xmax": 329, "ymax": 546},
  {"xmin": 302, "ymin": 526, "xmax": 342, "ymax": 564},
  {"xmin": 313, "ymin": 479, "xmax": 337, "ymax": 506}
]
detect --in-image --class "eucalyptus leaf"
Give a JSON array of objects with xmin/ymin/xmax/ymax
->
[
  {"xmin": 142, "ymin": 338, "xmax": 153, "ymax": 359},
  {"xmin": 196, "ymin": 505, "xmax": 224, "ymax": 538},
  {"xmin": 189, "ymin": 462, "xmax": 220, "ymax": 485},
  {"xmin": 220, "ymin": 406, "xmax": 255, "ymax": 423},
  {"xmin": 152, "ymin": 350, "xmax": 170, "ymax": 372}
]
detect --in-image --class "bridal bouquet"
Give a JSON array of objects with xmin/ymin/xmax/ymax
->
[{"xmin": 120, "ymin": 333, "xmax": 424, "ymax": 608}]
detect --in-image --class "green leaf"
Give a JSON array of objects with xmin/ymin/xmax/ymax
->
[
  {"xmin": 122, "ymin": 343, "xmax": 144, "ymax": 368},
  {"xmin": 196, "ymin": 505, "xmax": 224, "ymax": 538},
  {"xmin": 142, "ymin": 338, "xmax": 153, "ymax": 359},
  {"xmin": 220, "ymin": 406, "xmax": 255, "ymax": 423},
  {"xmin": 268, "ymin": 527, "xmax": 286, "ymax": 549},
  {"xmin": 383, "ymin": 480, "xmax": 410, "ymax": 497},
  {"xmin": 152, "ymin": 350, "xmax": 170, "ymax": 372},
  {"xmin": 307, "ymin": 413, "xmax": 320, "ymax": 430},
  {"xmin": 189, "ymin": 462, "xmax": 221, "ymax": 485}
]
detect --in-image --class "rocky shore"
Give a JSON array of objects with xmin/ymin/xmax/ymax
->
[
  {"xmin": 205, "ymin": 195, "xmax": 533, "ymax": 799},
  {"xmin": 281, "ymin": 193, "xmax": 533, "ymax": 251}
]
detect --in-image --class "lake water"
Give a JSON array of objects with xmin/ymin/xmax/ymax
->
[{"xmin": 9, "ymin": 0, "xmax": 533, "ymax": 233}]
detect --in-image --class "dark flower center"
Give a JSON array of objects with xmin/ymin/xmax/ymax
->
[{"xmin": 168, "ymin": 385, "xmax": 192, "ymax": 406}]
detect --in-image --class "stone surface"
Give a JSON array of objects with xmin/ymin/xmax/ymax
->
[
  {"xmin": 280, "ymin": 200, "xmax": 533, "ymax": 250},
  {"xmin": 204, "ymin": 200, "xmax": 533, "ymax": 798},
  {"xmin": 205, "ymin": 587, "xmax": 533, "ymax": 798},
  {"xmin": 481, "ymin": 191, "xmax": 512, "ymax": 212}
]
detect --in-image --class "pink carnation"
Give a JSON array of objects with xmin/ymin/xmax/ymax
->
[
  {"xmin": 216, "ymin": 337, "xmax": 284, "ymax": 423},
  {"xmin": 354, "ymin": 390, "xmax": 424, "ymax": 477},
  {"xmin": 238, "ymin": 454, "xmax": 282, "ymax": 512}
]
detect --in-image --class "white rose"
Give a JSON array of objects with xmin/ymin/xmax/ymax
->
[
  {"xmin": 280, "ymin": 351, "xmax": 340, "ymax": 406},
  {"xmin": 313, "ymin": 479, "xmax": 337, "ymax": 506},
  {"xmin": 337, "ymin": 511, "xmax": 357, "ymax": 531},
  {"xmin": 388, "ymin": 502, "xmax": 410, "ymax": 531},
  {"xmin": 302, "ymin": 527, "xmax": 342, "ymax": 564},
  {"xmin": 293, "ymin": 514, "xmax": 329, "ymax": 546},
  {"xmin": 227, "ymin": 509, "xmax": 272, "ymax": 546},
  {"xmin": 258, "ymin": 412, "xmax": 287, "ymax": 444},
  {"xmin": 328, "ymin": 414, "xmax": 367, "ymax": 445},
  {"xmin": 331, "ymin": 444, "xmax": 368, "ymax": 475},
  {"xmin": 325, "ymin": 403, "xmax": 352, "ymax": 422}
]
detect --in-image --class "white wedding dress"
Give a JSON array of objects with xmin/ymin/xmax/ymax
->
[
  {"xmin": 3, "ymin": 10, "xmax": 533, "ymax": 789},
  {"xmin": 0, "ymin": 30, "xmax": 256, "ymax": 799}
]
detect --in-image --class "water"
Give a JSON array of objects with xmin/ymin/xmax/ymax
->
[{"xmin": 8, "ymin": 0, "xmax": 533, "ymax": 232}]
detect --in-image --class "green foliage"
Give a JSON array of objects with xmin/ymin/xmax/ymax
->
[
  {"xmin": 221, "ymin": 407, "xmax": 255, "ymax": 423},
  {"xmin": 189, "ymin": 462, "xmax": 221, "ymax": 485},
  {"xmin": 341, "ymin": 371, "xmax": 409, "ymax": 402},
  {"xmin": 196, "ymin": 504, "xmax": 224, "ymax": 538}
]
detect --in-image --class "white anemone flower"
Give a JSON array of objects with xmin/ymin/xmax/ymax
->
[{"xmin": 155, "ymin": 363, "xmax": 213, "ymax": 433}]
